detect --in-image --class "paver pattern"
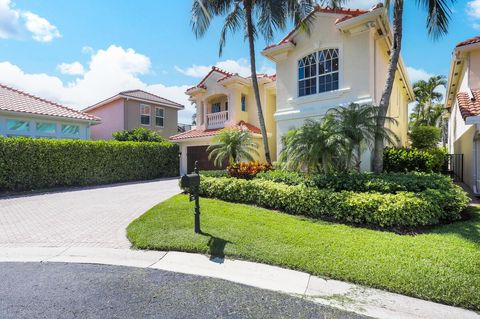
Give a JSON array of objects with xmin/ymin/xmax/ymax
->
[{"xmin": 0, "ymin": 179, "xmax": 180, "ymax": 248}]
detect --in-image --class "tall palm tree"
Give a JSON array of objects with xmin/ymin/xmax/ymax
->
[
  {"xmin": 328, "ymin": 103, "xmax": 398, "ymax": 171},
  {"xmin": 370, "ymin": 0, "xmax": 455, "ymax": 173},
  {"xmin": 279, "ymin": 116, "xmax": 347, "ymax": 174},
  {"xmin": 207, "ymin": 126, "xmax": 259, "ymax": 166},
  {"xmin": 191, "ymin": 0, "xmax": 343, "ymax": 164}
]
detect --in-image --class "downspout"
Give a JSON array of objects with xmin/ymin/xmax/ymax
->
[{"xmin": 473, "ymin": 126, "xmax": 480, "ymax": 195}]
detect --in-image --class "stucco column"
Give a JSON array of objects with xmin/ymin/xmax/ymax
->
[{"xmin": 203, "ymin": 101, "xmax": 208, "ymax": 128}]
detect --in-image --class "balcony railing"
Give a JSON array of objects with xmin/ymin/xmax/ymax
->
[{"xmin": 207, "ymin": 111, "xmax": 228, "ymax": 129}]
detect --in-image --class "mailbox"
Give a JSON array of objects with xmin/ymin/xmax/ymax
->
[{"xmin": 180, "ymin": 173, "xmax": 200, "ymax": 189}]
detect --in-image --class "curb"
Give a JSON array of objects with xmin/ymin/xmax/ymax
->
[{"xmin": 0, "ymin": 246, "xmax": 478, "ymax": 319}]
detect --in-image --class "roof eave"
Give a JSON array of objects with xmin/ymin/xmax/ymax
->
[{"xmin": 0, "ymin": 109, "xmax": 101, "ymax": 124}]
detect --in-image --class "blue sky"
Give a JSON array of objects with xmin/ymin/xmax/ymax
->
[{"xmin": 0, "ymin": 0, "xmax": 479, "ymax": 123}]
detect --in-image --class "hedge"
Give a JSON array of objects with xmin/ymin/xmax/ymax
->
[
  {"xmin": 257, "ymin": 170, "xmax": 457, "ymax": 194},
  {"xmin": 383, "ymin": 147, "xmax": 446, "ymax": 173},
  {"xmin": 0, "ymin": 137, "xmax": 179, "ymax": 192},
  {"xmin": 199, "ymin": 177, "xmax": 469, "ymax": 228}
]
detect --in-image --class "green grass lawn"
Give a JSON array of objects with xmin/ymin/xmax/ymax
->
[{"xmin": 127, "ymin": 194, "xmax": 480, "ymax": 310}]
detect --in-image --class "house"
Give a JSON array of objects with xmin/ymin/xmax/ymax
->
[
  {"xmin": 0, "ymin": 83, "xmax": 100, "ymax": 139},
  {"xmin": 445, "ymin": 36, "xmax": 480, "ymax": 193},
  {"xmin": 171, "ymin": 67, "xmax": 276, "ymax": 174},
  {"xmin": 171, "ymin": 3, "xmax": 414, "ymax": 174},
  {"xmin": 84, "ymin": 90, "xmax": 184, "ymax": 140},
  {"xmin": 262, "ymin": 4, "xmax": 413, "ymax": 170}
]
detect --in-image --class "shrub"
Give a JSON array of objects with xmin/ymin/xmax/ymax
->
[
  {"xmin": 0, "ymin": 137, "xmax": 178, "ymax": 192},
  {"xmin": 410, "ymin": 125, "xmax": 441, "ymax": 149},
  {"xmin": 383, "ymin": 147, "xmax": 447, "ymax": 173},
  {"xmin": 112, "ymin": 127, "xmax": 166, "ymax": 142},
  {"xmin": 227, "ymin": 162, "xmax": 272, "ymax": 179},
  {"xmin": 199, "ymin": 177, "xmax": 467, "ymax": 228},
  {"xmin": 200, "ymin": 170, "xmax": 229, "ymax": 178},
  {"xmin": 257, "ymin": 170, "xmax": 457, "ymax": 193}
]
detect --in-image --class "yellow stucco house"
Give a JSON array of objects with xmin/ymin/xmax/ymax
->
[
  {"xmin": 171, "ymin": 4, "xmax": 413, "ymax": 174},
  {"xmin": 446, "ymin": 36, "xmax": 480, "ymax": 193}
]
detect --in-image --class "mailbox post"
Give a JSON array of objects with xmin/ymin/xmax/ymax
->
[{"xmin": 180, "ymin": 161, "xmax": 201, "ymax": 233}]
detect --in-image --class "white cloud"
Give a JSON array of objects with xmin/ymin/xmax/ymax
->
[
  {"xmin": 467, "ymin": 0, "xmax": 480, "ymax": 19},
  {"xmin": 0, "ymin": 45, "xmax": 195, "ymax": 123},
  {"xmin": 0, "ymin": 0, "xmax": 20, "ymax": 39},
  {"xmin": 21, "ymin": 11, "xmax": 60, "ymax": 42},
  {"xmin": 0, "ymin": 0, "xmax": 60, "ymax": 42},
  {"xmin": 406, "ymin": 66, "xmax": 434, "ymax": 83},
  {"xmin": 57, "ymin": 61, "xmax": 85, "ymax": 76},
  {"xmin": 175, "ymin": 58, "xmax": 275, "ymax": 78},
  {"xmin": 353, "ymin": 0, "xmax": 380, "ymax": 9}
]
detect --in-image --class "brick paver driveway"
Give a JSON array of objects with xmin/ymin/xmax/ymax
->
[{"xmin": 0, "ymin": 179, "xmax": 180, "ymax": 248}]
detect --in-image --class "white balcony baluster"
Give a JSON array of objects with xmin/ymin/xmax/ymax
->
[{"xmin": 207, "ymin": 111, "xmax": 228, "ymax": 129}]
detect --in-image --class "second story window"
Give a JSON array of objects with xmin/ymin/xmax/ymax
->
[
  {"xmin": 298, "ymin": 48, "xmax": 339, "ymax": 97},
  {"xmin": 140, "ymin": 104, "xmax": 151, "ymax": 125},
  {"xmin": 155, "ymin": 107, "xmax": 164, "ymax": 127},
  {"xmin": 241, "ymin": 95, "xmax": 246, "ymax": 112}
]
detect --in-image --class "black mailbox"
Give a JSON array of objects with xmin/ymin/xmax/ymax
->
[{"xmin": 180, "ymin": 174, "xmax": 200, "ymax": 189}]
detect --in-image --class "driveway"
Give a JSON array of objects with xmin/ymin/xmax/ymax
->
[{"xmin": 0, "ymin": 179, "xmax": 181, "ymax": 248}]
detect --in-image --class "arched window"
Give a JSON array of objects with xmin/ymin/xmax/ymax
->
[{"xmin": 298, "ymin": 48, "xmax": 339, "ymax": 97}]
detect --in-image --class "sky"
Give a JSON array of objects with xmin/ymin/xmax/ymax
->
[{"xmin": 0, "ymin": 0, "xmax": 479, "ymax": 123}]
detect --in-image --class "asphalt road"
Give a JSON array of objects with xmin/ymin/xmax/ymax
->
[{"xmin": 0, "ymin": 262, "xmax": 372, "ymax": 319}]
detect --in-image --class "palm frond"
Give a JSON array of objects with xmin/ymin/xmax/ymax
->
[{"xmin": 219, "ymin": 1, "xmax": 244, "ymax": 56}]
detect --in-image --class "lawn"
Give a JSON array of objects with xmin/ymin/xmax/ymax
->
[{"xmin": 127, "ymin": 194, "xmax": 480, "ymax": 310}]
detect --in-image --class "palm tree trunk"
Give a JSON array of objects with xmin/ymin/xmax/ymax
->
[
  {"xmin": 372, "ymin": 0, "xmax": 404, "ymax": 173},
  {"xmin": 245, "ymin": 0, "xmax": 272, "ymax": 164}
]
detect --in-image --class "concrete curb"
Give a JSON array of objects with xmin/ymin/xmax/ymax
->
[{"xmin": 0, "ymin": 247, "xmax": 478, "ymax": 319}]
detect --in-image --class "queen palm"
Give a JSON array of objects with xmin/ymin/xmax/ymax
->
[
  {"xmin": 191, "ymin": 0, "xmax": 344, "ymax": 164},
  {"xmin": 328, "ymin": 103, "xmax": 398, "ymax": 171},
  {"xmin": 207, "ymin": 127, "xmax": 259, "ymax": 166},
  {"xmin": 367, "ymin": 0, "xmax": 456, "ymax": 173},
  {"xmin": 279, "ymin": 116, "xmax": 347, "ymax": 174}
]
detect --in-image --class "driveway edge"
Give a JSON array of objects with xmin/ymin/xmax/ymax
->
[{"xmin": 0, "ymin": 247, "xmax": 478, "ymax": 319}]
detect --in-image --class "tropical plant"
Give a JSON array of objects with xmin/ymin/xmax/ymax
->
[
  {"xmin": 410, "ymin": 75, "xmax": 447, "ymax": 127},
  {"xmin": 191, "ymin": 0, "xmax": 344, "ymax": 164},
  {"xmin": 112, "ymin": 127, "xmax": 166, "ymax": 142},
  {"xmin": 327, "ymin": 103, "xmax": 398, "ymax": 171},
  {"xmin": 369, "ymin": 0, "xmax": 455, "ymax": 173},
  {"xmin": 207, "ymin": 126, "xmax": 259, "ymax": 166},
  {"xmin": 279, "ymin": 116, "xmax": 347, "ymax": 174}
]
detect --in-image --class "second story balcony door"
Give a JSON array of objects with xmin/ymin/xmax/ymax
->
[{"xmin": 207, "ymin": 100, "xmax": 229, "ymax": 129}]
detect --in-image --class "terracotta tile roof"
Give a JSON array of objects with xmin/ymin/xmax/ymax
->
[
  {"xmin": 456, "ymin": 36, "xmax": 480, "ymax": 48},
  {"xmin": 263, "ymin": 4, "xmax": 380, "ymax": 51},
  {"xmin": 120, "ymin": 90, "xmax": 184, "ymax": 108},
  {"xmin": 186, "ymin": 66, "xmax": 234, "ymax": 93},
  {"xmin": 457, "ymin": 90, "xmax": 480, "ymax": 119},
  {"xmin": 0, "ymin": 83, "xmax": 100, "ymax": 122},
  {"xmin": 170, "ymin": 121, "xmax": 261, "ymax": 141}
]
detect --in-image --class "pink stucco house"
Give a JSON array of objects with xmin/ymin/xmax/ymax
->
[{"xmin": 83, "ymin": 90, "xmax": 184, "ymax": 140}]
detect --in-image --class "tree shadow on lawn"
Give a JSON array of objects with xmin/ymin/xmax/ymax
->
[
  {"xmin": 428, "ymin": 207, "xmax": 480, "ymax": 245},
  {"xmin": 199, "ymin": 231, "xmax": 232, "ymax": 262}
]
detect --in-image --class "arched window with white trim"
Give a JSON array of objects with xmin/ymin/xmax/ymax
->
[{"xmin": 298, "ymin": 48, "xmax": 339, "ymax": 97}]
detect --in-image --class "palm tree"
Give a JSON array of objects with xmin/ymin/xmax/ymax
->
[
  {"xmin": 279, "ymin": 116, "xmax": 347, "ymax": 174},
  {"xmin": 410, "ymin": 75, "xmax": 447, "ymax": 127},
  {"xmin": 328, "ymin": 103, "xmax": 398, "ymax": 171},
  {"xmin": 207, "ymin": 126, "xmax": 259, "ymax": 166},
  {"xmin": 370, "ymin": 0, "xmax": 455, "ymax": 173},
  {"xmin": 191, "ymin": 0, "xmax": 343, "ymax": 164}
]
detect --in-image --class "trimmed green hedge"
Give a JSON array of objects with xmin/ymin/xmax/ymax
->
[
  {"xmin": 199, "ymin": 177, "xmax": 468, "ymax": 228},
  {"xmin": 0, "ymin": 137, "xmax": 179, "ymax": 192},
  {"xmin": 257, "ymin": 170, "xmax": 456, "ymax": 193},
  {"xmin": 383, "ymin": 147, "xmax": 447, "ymax": 173}
]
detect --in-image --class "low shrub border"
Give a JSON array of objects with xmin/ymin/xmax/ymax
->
[
  {"xmin": 199, "ymin": 177, "xmax": 469, "ymax": 228},
  {"xmin": 0, "ymin": 137, "xmax": 179, "ymax": 192}
]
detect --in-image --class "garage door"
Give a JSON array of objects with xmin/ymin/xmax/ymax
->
[{"xmin": 187, "ymin": 145, "xmax": 227, "ymax": 173}]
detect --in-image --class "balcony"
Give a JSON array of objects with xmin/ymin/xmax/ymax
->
[{"xmin": 207, "ymin": 111, "xmax": 228, "ymax": 129}]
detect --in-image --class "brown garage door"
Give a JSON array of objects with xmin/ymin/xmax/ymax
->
[{"xmin": 187, "ymin": 145, "xmax": 227, "ymax": 173}]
